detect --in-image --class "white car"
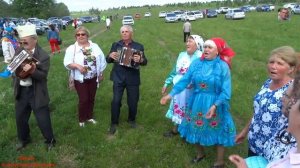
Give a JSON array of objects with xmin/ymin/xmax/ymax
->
[
  {"xmin": 292, "ymin": 4, "xmax": 300, "ymax": 14},
  {"xmin": 182, "ymin": 11, "xmax": 196, "ymax": 21},
  {"xmin": 159, "ymin": 11, "xmax": 167, "ymax": 18},
  {"xmin": 283, "ymin": 3, "xmax": 297, "ymax": 9},
  {"xmin": 192, "ymin": 10, "xmax": 204, "ymax": 19},
  {"xmin": 144, "ymin": 12, "xmax": 151, "ymax": 17},
  {"xmin": 269, "ymin": 4, "xmax": 275, "ymax": 11},
  {"xmin": 122, "ymin": 16, "xmax": 134, "ymax": 25},
  {"xmin": 217, "ymin": 7, "xmax": 230, "ymax": 14},
  {"xmin": 225, "ymin": 9, "xmax": 245, "ymax": 19}
]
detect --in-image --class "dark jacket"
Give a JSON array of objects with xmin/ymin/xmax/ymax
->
[
  {"xmin": 13, "ymin": 45, "xmax": 50, "ymax": 108},
  {"xmin": 106, "ymin": 40, "xmax": 147, "ymax": 85}
]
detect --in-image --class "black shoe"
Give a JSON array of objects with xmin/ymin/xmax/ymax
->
[
  {"xmin": 190, "ymin": 155, "xmax": 206, "ymax": 164},
  {"xmin": 163, "ymin": 130, "xmax": 179, "ymax": 138},
  {"xmin": 16, "ymin": 140, "xmax": 31, "ymax": 151},
  {"xmin": 128, "ymin": 121, "xmax": 137, "ymax": 128},
  {"xmin": 47, "ymin": 143, "xmax": 55, "ymax": 151},
  {"xmin": 108, "ymin": 124, "xmax": 117, "ymax": 135}
]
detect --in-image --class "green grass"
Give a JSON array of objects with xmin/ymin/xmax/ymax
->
[{"xmin": 1, "ymin": 7, "xmax": 300, "ymax": 168}]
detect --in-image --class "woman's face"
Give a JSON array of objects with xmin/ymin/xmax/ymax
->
[
  {"xmin": 75, "ymin": 30, "xmax": 88, "ymax": 44},
  {"xmin": 267, "ymin": 56, "xmax": 292, "ymax": 81},
  {"xmin": 203, "ymin": 44, "xmax": 218, "ymax": 60},
  {"xmin": 186, "ymin": 38, "xmax": 197, "ymax": 55}
]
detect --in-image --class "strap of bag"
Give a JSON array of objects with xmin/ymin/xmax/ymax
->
[{"xmin": 70, "ymin": 44, "xmax": 76, "ymax": 78}]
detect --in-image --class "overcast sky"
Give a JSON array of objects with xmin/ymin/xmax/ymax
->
[
  {"xmin": 4, "ymin": 0, "xmax": 205, "ymax": 11},
  {"xmin": 57, "ymin": 0, "xmax": 206, "ymax": 11}
]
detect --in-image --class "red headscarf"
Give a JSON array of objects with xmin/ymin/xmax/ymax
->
[{"xmin": 201, "ymin": 37, "xmax": 235, "ymax": 69}]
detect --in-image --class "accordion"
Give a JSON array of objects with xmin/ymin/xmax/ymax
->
[
  {"xmin": 7, "ymin": 50, "xmax": 39, "ymax": 79},
  {"xmin": 115, "ymin": 47, "xmax": 143, "ymax": 69}
]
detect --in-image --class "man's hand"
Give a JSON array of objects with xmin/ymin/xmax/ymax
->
[
  {"xmin": 109, "ymin": 52, "xmax": 119, "ymax": 60},
  {"xmin": 133, "ymin": 54, "xmax": 142, "ymax": 63}
]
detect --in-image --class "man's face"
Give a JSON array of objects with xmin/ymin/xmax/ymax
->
[
  {"xmin": 19, "ymin": 36, "xmax": 37, "ymax": 51},
  {"xmin": 279, "ymin": 9, "xmax": 289, "ymax": 20},
  {"xmin": 121, "ymin": 28, "xmax": 132, "ymax": 41}
]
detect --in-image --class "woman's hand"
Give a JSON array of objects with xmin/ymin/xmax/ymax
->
[
  {"xmin": 235, "ymin": 130, "xmax": 247, "ymax": 144},
  {"xmin": 161, "ymin": 86, "xmax": 167, "ymax": 95},
  {"xmin": 228, "ymin": 155, "xmax": 248, "ymax": 168},
  {"xmin": 76, "ymin": 64, "xmax": 87, "ymax": 74},
  {"xmin": 205, "ymin": 105, "xmax": 216, "ymax": 119},
  {"xmin": 160, "ymin": 95, "xmax": 171, "ymax": 105},
  {"xmin": 98, "ymin": 74, "xmax": 104, "ymax": 82}
]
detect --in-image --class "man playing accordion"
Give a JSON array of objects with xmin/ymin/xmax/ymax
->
[{"xmin": 106, "ymin": 25, "xmax": 148, "ymax": 135}]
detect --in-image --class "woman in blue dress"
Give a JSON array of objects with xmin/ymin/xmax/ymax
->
[
  {"xmin": 161, "ymin": 38, "xmax": 236, "ymax": 168},
  {"xmin": 162, "ymin": 35, "xmax": 204, "ymax": 137}
]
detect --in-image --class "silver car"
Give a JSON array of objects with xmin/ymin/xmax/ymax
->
[{"xmin": 225, "ymin": 9, "xmax": 245, "ymax": 20}]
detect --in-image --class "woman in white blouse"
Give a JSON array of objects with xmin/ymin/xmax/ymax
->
[{"xmin": 64, "ymin": 26, "xmax": 107, "ymax": 127}]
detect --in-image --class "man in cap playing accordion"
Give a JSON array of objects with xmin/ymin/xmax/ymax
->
[{"xmin": 12, "ymin": 24, "xmax": 56, "ymax": 151}]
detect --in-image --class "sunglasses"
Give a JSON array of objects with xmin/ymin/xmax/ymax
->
[
  {"xmin": 19, "ymin": 41, "xmax": 28, "ymax": 45},
  {"xmin": 76, "ymin": 33, "xmax": 86, "ymax": 37}
]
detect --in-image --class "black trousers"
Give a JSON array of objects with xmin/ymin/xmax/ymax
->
[
  {"xmin": 183, "ymin": 32, "xmax": 190, "ymax": 42},
  {"xmin": 111, "ymin": 82, "xmax": 139, "ymax": 125},
  {"xmin": 15, "ymin": 86, "xmax": 55, "ymax": 144}
]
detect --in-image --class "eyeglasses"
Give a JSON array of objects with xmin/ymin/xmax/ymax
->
[
  {"xmin": 19, "ymin": 41, "xmax": 28, "ymax": 45},
  {"xmin": 275, "ymin": 129, "xmax": 296, "ymax": 145},
  {"xmin": 76, "ymin": 33, "xmax": 86, "ymax": 37}
]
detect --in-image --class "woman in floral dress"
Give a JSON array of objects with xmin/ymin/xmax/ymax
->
[
  {"xmin": 162, "ymin": 35, "xmax": 204, "ymax": 137},
  {"xmin": 161, "ymin": 38, "xmax": 236, "ymax": 168},
  {"xmin": 235, "ymin": 46, "xmax": 299, "ymax": 159}
]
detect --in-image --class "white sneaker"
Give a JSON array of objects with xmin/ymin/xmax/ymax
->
[
  {"xmin": 88, "ymin": 119, "xmax": 97, "ymax": 124},
  {"xmin": 79, "ymin": 122, "xmax": 85, "ymax": 127}
]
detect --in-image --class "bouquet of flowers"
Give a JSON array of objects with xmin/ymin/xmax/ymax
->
[{"xmin": 81, "ymin": 47, "xmax": 96, "ymax": 62}]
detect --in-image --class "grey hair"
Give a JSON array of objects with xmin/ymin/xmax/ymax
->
[
  {"xmin": 120, "ymin": 25, "xmax": 133, "ymax": 33},
  {"xmin": 75, "ymin": 26, "xmax": 90, "ymax": 37}
]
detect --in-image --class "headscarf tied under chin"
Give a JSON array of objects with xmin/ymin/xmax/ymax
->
[
  {"xmin": 201, "ymin": 37, "xmax": 235, "ymax": 69},
  {"xmin": 190, "ymin": 35, "xmax": 204, "ymax": 52}
]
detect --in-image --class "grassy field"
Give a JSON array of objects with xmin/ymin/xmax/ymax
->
[{"xmin": 1, "ymin": 6, "xmax": 300, "ymax": 168}]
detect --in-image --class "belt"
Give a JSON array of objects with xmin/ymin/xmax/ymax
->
[{"xmin": 20, "ymin": 85, "xmax": 33, "ymax": 89}]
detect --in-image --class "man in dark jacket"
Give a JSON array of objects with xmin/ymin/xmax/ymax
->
[
  {"xmin": 14, "ymin": 24, "xmax": 55, "ymax": 151},
  {"xmin": 106, "ymin": 25, "xmax": 147, "ymax": 135}
]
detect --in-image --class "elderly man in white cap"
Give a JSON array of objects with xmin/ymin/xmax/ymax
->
[{"xmin": 13, "ymin": 24, "xmax": 56, "ymax": 151}]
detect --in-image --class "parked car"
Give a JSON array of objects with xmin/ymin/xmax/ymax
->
[
  {"xmin": 240, "ymin": 6, "xmax": 250, "ymax": 12},
  {"xmin": 207, "ymin": 9, "xmax": 218, "ymax": 18},
  {"xmin": 50, "ymin": 19, "xmax": 63, "ymax": 30},
  {"xmin": 122, "ymin": 15, "xmax": 134, "ymax": 25},
  {"xmin": 144, "ymin": 12, "xmax": 151, "ymax": 17},
  {"xmin": 80, "ymin": 16, "xmax": 93, "ymax": 23},
  {"xmin": 269, "ymin": 4, "xmax": 275, "ymax": 11},
  {"xmin": 292, "ymin": 4, "xmax": 300, "ymax": 14},
  {"xmin": 159, "ymin": 11, "xmax": 167, "ymax": 18},
  {"xmin": 182, "ymin": 11, "xmax": 196, "ymax": 21},
  {"xmin": 283, "ymin": 3, "xmax": 297, "ymax": 9},
  {"xmin": 217, "ymin": 7, "xmax": 230, "ymax": 14},
  {"xmin": 244, "ymin": 5, "xmax": 256, "ymax": 11},
  {"xmin": 61, "ymin": 16, "xmax": 73, "ymax": 24},
  {"xmin": 225, "ymin": 9, "xmax": 245, "ymax": 19},
  {"xmin": 174, "ymin": 10, "xmax": 184, "ymax": 21},
  {"xmin": 192, "ymin": 10, "xmax": 204, "ymax": 19},
  {"xmin": 31, "ymin": 20, "xmax": 46, "ymax": 35},
  {"xmin": 165, "ymin": 13, "xmax": 178, "ymax": 23},
  {"xmin": 256, "ymin": 4, "xmax": 271, "ymax": 12}
]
